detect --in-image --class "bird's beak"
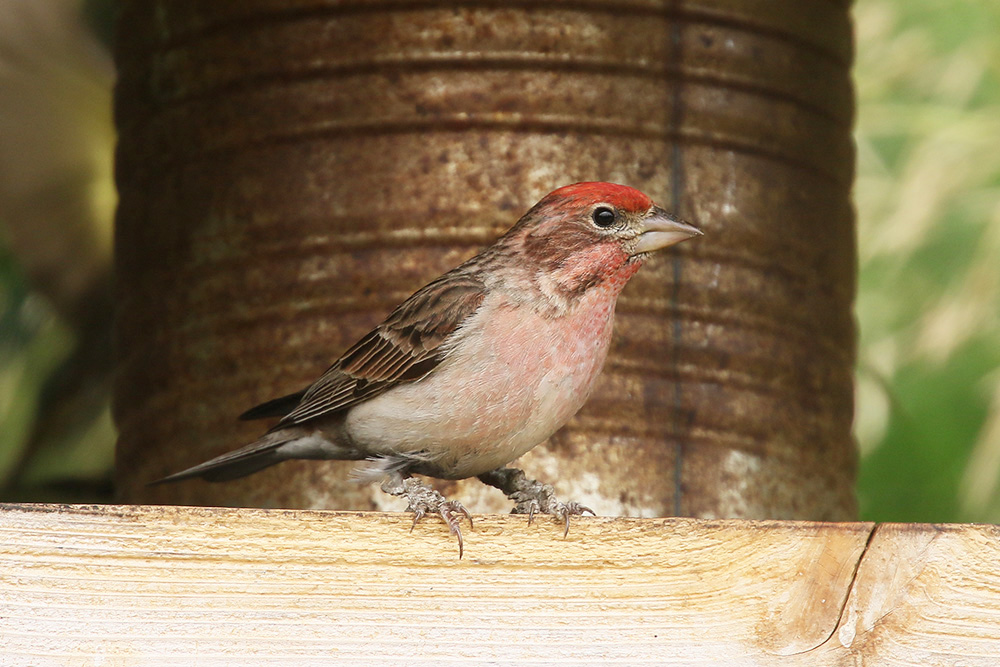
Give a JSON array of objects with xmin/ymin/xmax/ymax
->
[{"xmin": 633, "ymin": 206, "xmax": 703, "ymax": 255}]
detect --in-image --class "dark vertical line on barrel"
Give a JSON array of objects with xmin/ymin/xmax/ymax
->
[{"xmin": 667, "ymin": 6, "xmax": 686, "ymax": 517}]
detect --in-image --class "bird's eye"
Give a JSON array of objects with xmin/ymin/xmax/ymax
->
[{"xmin": 592, "ymin": 206, "xmax": 617, "ymax": 228}]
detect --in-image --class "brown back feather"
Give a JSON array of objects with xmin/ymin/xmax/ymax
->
[{"xmin": 273, "ymin": 272, "xmax": 486, "ymax": 427}]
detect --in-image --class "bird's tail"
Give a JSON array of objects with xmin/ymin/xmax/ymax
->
[{"xmin": 150, "ymin": 432, "xmax": 299, "ymax": 485}]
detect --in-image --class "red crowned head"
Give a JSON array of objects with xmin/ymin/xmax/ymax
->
[{"xmin": 494, "ymin": 182, "xmax": 702, "ymax": 304}]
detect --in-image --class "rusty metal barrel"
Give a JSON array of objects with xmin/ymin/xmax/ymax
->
[{"xmin": 115, "ymin": 1, "xmax": 857, "ymax": 519}]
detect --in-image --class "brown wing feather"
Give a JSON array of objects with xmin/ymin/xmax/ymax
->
[{"xmin": 273, "ymin": 273, "xmax": 486, "ymax": 427}]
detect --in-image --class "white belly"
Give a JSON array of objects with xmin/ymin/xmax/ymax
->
[{"xmin": 342, "ymin": 288, "xmax": 618, "ymax": 478}]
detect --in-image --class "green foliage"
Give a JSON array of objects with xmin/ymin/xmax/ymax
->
[
  {"xmin": 0, "ymin": 247, "xmax": 74, "ymax": 480},
  {"xmin": 854, "ymin": 0, "xmax": 1000, "ymax": 521}
]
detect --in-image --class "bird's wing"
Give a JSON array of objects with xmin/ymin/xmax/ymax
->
[
  {"xmin": 273, "ymin": 272, "xmax": 487, "ymax": 427},
  {"xmin": 239, "ymin": 389, "xmax": 307, "ymax": 420}
]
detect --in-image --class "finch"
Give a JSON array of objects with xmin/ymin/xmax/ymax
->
[{"xmin": 156, "ymin": 182, "xmax": 702, "ymax": 556}]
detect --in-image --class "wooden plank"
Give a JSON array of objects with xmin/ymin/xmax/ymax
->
[{"xmin": 0, "ymin": 504, "xmax": 997, "ymax": 666}]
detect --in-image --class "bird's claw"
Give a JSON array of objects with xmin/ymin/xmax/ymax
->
[
  {"xmin": 436, "ymin": 500, "xmax": 473, "ymax": 558},
  {"xmin": 409, "ymin": 507, "xmax": 426, "ymax": 532},
  {"xmin": 479, "ymin": 467, "xmax": 595, "ymax": 537},
  {"xmin": 382, "ymin": 475, "xmax": 473, "ymax": 558},
  {"xmin": 513, "ymin": 497, "xmax": 594, "ymax": 536},
  {"xmin": 557, "ymin": 501, "xmax": 595, "ymax": 537}
]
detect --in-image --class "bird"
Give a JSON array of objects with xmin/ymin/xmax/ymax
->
[{"xmin": 154, "ymin": 182, "xmax": 702, "ymax": 556}]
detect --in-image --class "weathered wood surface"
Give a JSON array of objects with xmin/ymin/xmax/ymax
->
[{"xmin": 1, "ymin": 504, "xmax": 998, "ymax": 666}]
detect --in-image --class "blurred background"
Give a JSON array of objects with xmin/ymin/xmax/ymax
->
[{"xmin": 1, "ymin": 0, "xmax": 998, "ymax": 521}]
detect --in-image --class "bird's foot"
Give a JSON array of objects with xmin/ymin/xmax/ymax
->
[
  {"xmin": 514, "ymin": 496, "xmax": 594, "ymax": 537},
  {"xmin": 380, "ymin": 474, "xmax": 473, "ymax": 558},
  {"xmin": 478, "ymin": 467, "xmax": 594, "ymax": 537}
]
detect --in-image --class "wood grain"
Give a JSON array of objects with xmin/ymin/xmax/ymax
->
[{"xmin": 1, "ymin": 504, "xmax": 998, "ymax": 665}]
